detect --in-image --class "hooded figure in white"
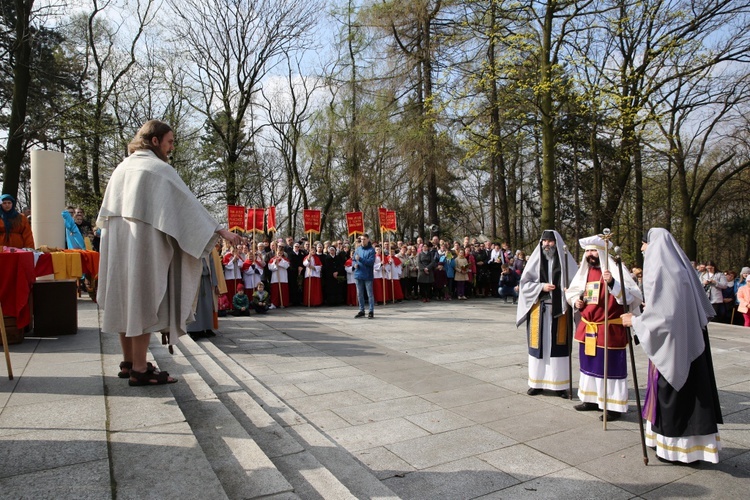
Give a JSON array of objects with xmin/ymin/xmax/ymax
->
[
  {"xmin": 565, "ymin": 235, "xmax": 642, "ymax": 419},
  {"xmin": 516, "ymin": 230, "xmax": 578, "ymax": 396},
  {"xmin": 621, "ymin": 228, "xmax": 722, "ymax": 463}
]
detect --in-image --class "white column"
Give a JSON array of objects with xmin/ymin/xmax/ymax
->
[{"xmin": 30, "ymin": 150, "xmax": 65, "ymax": 249}]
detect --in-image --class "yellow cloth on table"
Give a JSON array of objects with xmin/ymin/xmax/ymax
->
[{"xmin": 50, "ymin": 252, "xmax": 83, "ymax": 280}]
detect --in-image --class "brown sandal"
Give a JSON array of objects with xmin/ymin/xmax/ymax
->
[
  {"xmin": 118, "ymin": 361, "xmax": 156, "ymax": 379},
  {"xmin": 128, "ymin": 369, "xmax": 177, "ymax": 386}
]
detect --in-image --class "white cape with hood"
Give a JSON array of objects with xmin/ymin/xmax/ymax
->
[
  {"xmin": 97, "ymin": 150, "xmax": 220, "ymax": 344},
  {"xmin": 631, "ymin": 228, "xmax": 714, "ymax": 391}
]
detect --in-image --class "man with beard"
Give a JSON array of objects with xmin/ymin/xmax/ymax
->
[
  {"xmin": 566, "ymin": 235, "xmax": 642, "ymax": 421},
  {"xmin": 622, "ymin": 229, "xmax": 722, "ymax": 463},
  {"xmin": 516, "ymin": 230, "xmax": 578, "ymax": 398}
]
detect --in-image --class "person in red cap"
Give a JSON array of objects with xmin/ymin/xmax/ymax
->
[{"xmin": 232, "ymin": 284, "xmax": 250, "ymax": 315}]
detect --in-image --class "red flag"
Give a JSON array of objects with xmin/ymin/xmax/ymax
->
[
  {"xmin": 267, "ymin": 206, "xmax": 277, "ymax": 233},
  {"xmin": 303, "ymin": 209, "xmax": 322, "ymax": 234},
  {"xmin": 346, "ymin": 211, "xmax": 364, "ymax": 236},
  {"xmin": 378, "ymin": 207, "xmax": 388, "ymax": 233},
  {"xmin": 227, "ymin": 205, "xmax": 246, "ymax": 232},
  {"xmin": 246, "ymin": 208, "xmax": 265, "ymax": 233},
  {"xmin": 386, "ymin": 210, "xmax": 397, "ymax": 233}
]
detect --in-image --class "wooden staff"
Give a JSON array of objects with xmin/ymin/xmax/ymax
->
[
  {"xmin": 562, "ymin": 245, "xmax": 573, "ymax": 400},
  {"xmin": 601, "ymin": 228, "xmax": 612, "ymax": 429},
  {"xmin": 614, "ymin": 246, "xmax": 648, "ymax": 465},
  {"xmin": 0, "ymin": 303, "xmax": 13, "ymax": 380},
  {"xmin": 380, "ymin": 229, "xmax": 386, "ymax": 305},
  {"xmin": 388, "ymin": 233, "xmax": 396, "ymax": 304}
]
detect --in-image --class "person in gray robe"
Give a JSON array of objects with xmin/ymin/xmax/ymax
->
[
  {"xmin": 622, "ymin": 228, "xmax": 722, "ymax": 463},
  {"xmin": 516, "ymin": 230, "xmax": 578, "ymax": 397},
  {"xmin": 188, "ymin": 256, "xmax": 219, "ymax": 339},
  {"xmin": 98, "ymin": 120, "xmax": 242, "ymax": 386}
]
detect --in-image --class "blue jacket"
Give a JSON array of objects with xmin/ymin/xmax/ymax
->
[
  {"xmin": 441, "ymin": 254, "xmax": 456, "ymax": 279},
  {"xmin": 62, "ymin": 210, "xmax": 85, "ymax": 249},
  {"xmin": 353, "ymin": 242, "xmax": 375, "ymax": 280}
]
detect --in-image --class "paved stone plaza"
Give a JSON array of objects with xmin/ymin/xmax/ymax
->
[{"xmin": 0, "ymin": 297, "xmax": 748, "ymax": 498}]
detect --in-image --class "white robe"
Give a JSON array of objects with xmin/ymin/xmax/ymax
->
[{"xmin": 97, "ymin": 150, "xmax": 219, "ymax": 345}]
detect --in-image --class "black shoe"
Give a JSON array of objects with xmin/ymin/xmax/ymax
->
[
  {"xmin": 527, "ymin": 388, "xmax": 543, "ymax": 396},
  {"xmin": 599, "ymin": 411, "xmax": 622, "ymax": 421},
  {"xmin": 355, "ymin": 311, "xmax": 365, "ymax": 318},
  {"xmin": 367, "ymin": 311, "xmax": 374, "ymax": 319},
  {"xmin": 203, "ymin": 330, "xmax": 216, "ymax": 338},
  {"xmin": 557, "ymin": 390, "xmax": 568, "ymax": 399},
  {"xmin": 574, "ymin": 402, "xmax": 599, "ymax": 412}
]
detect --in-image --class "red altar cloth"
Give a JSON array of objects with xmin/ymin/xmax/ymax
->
[
  {"xmin": 35, "ymin": 253, "xmax": 53, "ymax": 276},
  {"xmin": 0, "ymin": 251, "xmax": 36, "ymax": 329}
]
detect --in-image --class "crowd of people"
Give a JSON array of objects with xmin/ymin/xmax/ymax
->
[
  {"xmin": 210, "ymin": 234, "xmax": 528, "ymax": 316},
  {"xmin": 691, "ymin": 261, "xmax": 750, "ymax": 326}
]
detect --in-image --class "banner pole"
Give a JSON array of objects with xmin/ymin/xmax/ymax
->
[
  {"xmin": 307, "ymin": 230, "xmax": 312, "ymax": 308},
  {"xmin": 380, "ymin": 228, "xmax": 386, "ymax": 306},
  {"xmin": 388, "ymin": 232, "xmax": 396, "ymax": 304}
]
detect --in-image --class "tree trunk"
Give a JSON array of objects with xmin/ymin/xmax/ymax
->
[
  {"xmin": 634, "ymin": 139, "xmax": 643, "ymax": 266},
  {"xmin": 539, "ymin": 2, "xmax": 556, "ymax": 230},
  {"xmin": 2, "ymin": 0, "xmax": 34, "ymax": 198}
]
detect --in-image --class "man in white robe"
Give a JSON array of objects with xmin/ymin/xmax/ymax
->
[
  {"xmin": 97, "ymin": 120, "xmax": 241, "ymax": 385},
  {"xmin": 516, "ymin": 230, "xmax": 578, "ymax": 398}
]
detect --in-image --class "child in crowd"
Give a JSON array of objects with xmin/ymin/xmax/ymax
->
[
  {"xmin": 252, "ymin": 282, "xmax": 270, "ymax": 314},
  {"xmin": 218, "ymin": 294, "xmax": 231, "ymax": 317},
  {"xmin": 232, "ymin": 284, "xmax": 250, "ymax": 316},
  {"xmin": 454, "ymin": 249, "xmax": 469, "ymax": 300}
]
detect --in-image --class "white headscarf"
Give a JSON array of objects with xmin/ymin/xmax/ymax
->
[
  {"xmin": 565, "ymin": 235, "xmax": 642, "ymax": 310},
  {"xmin": 631, "ymin": 228, "xmax": 714, "ymax": 391},
  {"xmin": 516, "ymin": 230, "xmax": 578, "ymax": 327}
]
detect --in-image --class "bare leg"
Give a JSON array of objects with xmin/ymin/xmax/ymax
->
[
  {"xmin": 130, "ymin": 334, "xmax": 152, "ymax": 373},
  {"xmin": 119, "ymin": 333, "xmax": 133, "ymax": 363},
  {"xmin": 130, "ymin": 333, "xmax": 176, "ymax": 383},
  {"xmin": 118, "ymin": 333, "xmax": 133, "ymax": 376}
]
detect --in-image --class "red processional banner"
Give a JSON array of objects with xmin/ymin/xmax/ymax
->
[
  {"xmin": 246, "ymin": 208, "xmax": 265, "ymax": 233},
  {"xmin": 378, "ymin": 207, "xmax": 388, "ymax": 233},
  {"xmin": 227, "ymin": 205, "xmax": 246, "ymax": 232},
  {"xmin": 266, "ymin": 206, "xmax": 277, "ymax": 233},
  {"xmin": 385, "ymin": 210, "xmax": 397, "ymax": 233},
  {"xmin": 303, "ymin": 209, "xmax": 322, "ymax": 234},
  {"xmin": 346, "ymin": 211, "xmax": 364, "ymax": 236}
]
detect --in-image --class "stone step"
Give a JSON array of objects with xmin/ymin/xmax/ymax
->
[
  {"xmin": 101, "ymin": 331, "xmax": 228, "ymax": 500},
  {"xmin": 150, "ymin": 339, "xmax": 296, "ymax": 499},
  {"xmin": 176, "ymin": 336, "xmax": 363, "ymax": 499},
  {"xmin": 189, "ymin": 334, "xmax": 400, "ymax": 499}
]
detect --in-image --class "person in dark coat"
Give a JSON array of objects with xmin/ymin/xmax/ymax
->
[
  {"xmin": 286, "ymin": 240, "xmax": 306, "ymax": 306},
  {"xmin": 417, "ymin": 242, "xmax": 436, "ymax": 302}
]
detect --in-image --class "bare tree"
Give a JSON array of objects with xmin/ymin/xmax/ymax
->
[
  {"xmin": 260, "ymin": 53, "xmax": 323, "ymax": 234},
  {"xmin": 649, "ymin": 68, "xmax": 750, "ymax": 259},
  {"xmin": 168, "ymin": 0, "xmax": 320, "ymax": 206},
  {"xmin": 84, "ymin": 0, "xmax": 157, "ymax": 199}
]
